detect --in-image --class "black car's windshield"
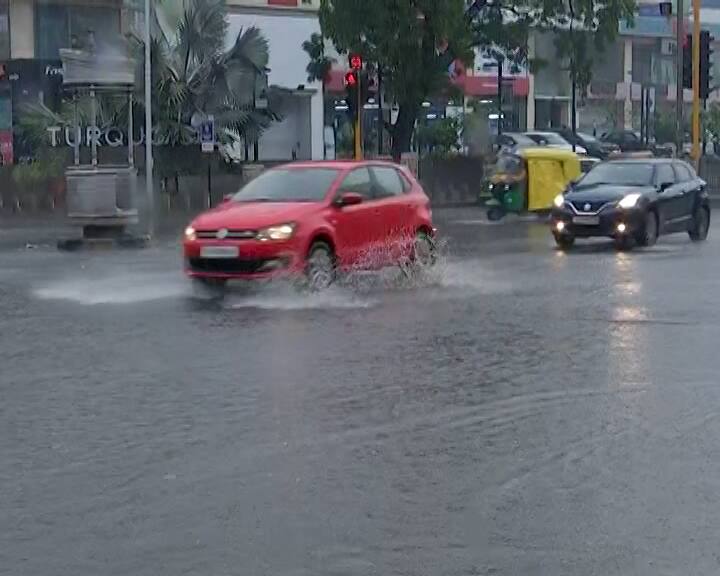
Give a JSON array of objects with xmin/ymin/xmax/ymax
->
[
  {"xmin": 578, "ymin": 163, "xmax": 654, "ymax": 187},
  {"xmin": 233, "ymin": 168, "xmax": 341, "ymax": 202}
]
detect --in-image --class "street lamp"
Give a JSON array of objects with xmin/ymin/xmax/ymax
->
[{"xmin": 144, "ymin": 0, "xmax": 154, "ymax": 238}]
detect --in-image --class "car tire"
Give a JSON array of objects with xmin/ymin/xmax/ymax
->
[
  {"xmin": 636, "ymin": 210, "xmax": 659, "ymax": 247},
  {"xmin": 554, "ymin": 234, "xmax": 575, "ymax": 250},
  {"xmin": 305, "ymin": 241, "xmax": 336, "ymax": 291},
  {"xmin": 689, "ymin": 206, "xmax": 710, "ymax": 242},
  {"xmin": 399, "ymin": 231, "xmax": 436, "ymax": 279}
]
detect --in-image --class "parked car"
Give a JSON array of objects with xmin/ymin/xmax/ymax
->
[
  {"xmin": 183, "ymin": 161, "xmax": 435, "ymax": 292},
  {"xmin": 525, "ymin": 131, "xmax": 587, "ymax": 155},
  {"xmin": 495, "ymin": 132, "xmax": 537, "ymax": 152},
  {"xmin": 551, "ymin": 159, "xmax": 710, "ymax": 250},
  {"xmin": 551, "ymin": 129, "xmax": 619, "ymax": 159},
  {"xmin": 600, "ymin": 130, "xmax": 645, "ymax": 152}
]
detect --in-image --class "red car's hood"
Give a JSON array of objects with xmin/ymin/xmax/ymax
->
[{"xmin": 192, "ymin": 202, "xmax": 322, "ymax": 230}]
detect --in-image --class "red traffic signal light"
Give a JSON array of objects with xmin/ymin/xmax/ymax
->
[
  {"xmin": 349, "ymin": 53, "xmax": 363, "ymax": 70},
  {"xmin": 344, "ymin": 70, "xmax": 358, "ymax": 87}
]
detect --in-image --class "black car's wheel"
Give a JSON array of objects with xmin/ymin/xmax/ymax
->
[
  {"xmin": 305, "ymin": 241, "xmax": 336, "ymax": 291},
  {"xmin": 689, "ymin": 205, "xmax": 710, "ymax": 242},
  {"xmin": 554, "ymin": 234, "xmax": 575, "ymax": 250},
  {"xmin": 636, "ymin": 210, "xmax": 659, "ymax": 247}
]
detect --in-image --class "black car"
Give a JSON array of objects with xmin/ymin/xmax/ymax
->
[
  {"xmin": 600, "ymin": 130, "xmax": 649, "ymax": 153},
  {"xmin": 551, "ymin": 159, "xmax": 711, "ymax": 250},
  {"xmin": 552, "ymin": 129, "xmax": 619, "ymax": 159}
]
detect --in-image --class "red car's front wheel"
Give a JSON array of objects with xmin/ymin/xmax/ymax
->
[{"xmin": 305, "ymin": 242, "xmax": 336, "ymax": 291}]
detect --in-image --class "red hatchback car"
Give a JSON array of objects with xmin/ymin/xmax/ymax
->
[{"xmin": 183, "ymin": 161, "xmax": 435, "ymax": 290}]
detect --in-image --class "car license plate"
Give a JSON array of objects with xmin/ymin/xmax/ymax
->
[
  {"xmin": 573, "ymin": 215, "xmax": 600, "ymax": 226},
  {"xmin": 200, "ymin": 246, "xmax": 239, "ymax": 259}
]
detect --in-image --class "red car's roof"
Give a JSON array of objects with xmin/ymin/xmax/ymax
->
[{"xmin": 277, "ymin": 160, "xmax": 402, "ymax": 170}]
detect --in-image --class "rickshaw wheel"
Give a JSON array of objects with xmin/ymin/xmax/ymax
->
[{"xmin": 487, "ymin": 206, "xmax": 506, "ymax": 221}]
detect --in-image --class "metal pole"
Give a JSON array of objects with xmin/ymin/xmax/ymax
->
[
  {"xmin": 144, "ymin": 0, "xmax": 154, "ymax": 237},
  {"xmin": 640, "ymin": 85, "xmax": 646, "ymax": 145},
  {"xmin": 497, "ymin": 55, "xmax": 503, "ymax": 136},
  {"xmin": 253, "ymin": 70, "xmax": 259, "ymax": 162},
  {"xmin": 73, "ymin": 94, "xmax": 80, "ymax": 166},
  {"xmin": 128, "ymin": 92, "xmax": 134, "ymax": 167},
  {"xmin": 569, "ymin": 0, "xmax": 577, "ymax": 151},
  {"xmin": 90, "ymin": 88, "xmax": 98, "ymax": 166},
  {"xmin": 677, "ymin": 0, "xmax": 685, "ymax": 155},
  {"xmin": 692, "ymin": 0, "xmax": 701, "ymax": 162},
  {"xmin": 377, "ymin": 65, "xmax": 383, "ymax": 156},
  {"xmin": 354, "ymin": 74, "xmax": 362, "ymax": 160}
]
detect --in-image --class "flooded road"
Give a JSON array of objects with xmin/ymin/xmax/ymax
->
[{"xmin": 3, "ymin": 209, "xmax": 720, "ymax": 575}]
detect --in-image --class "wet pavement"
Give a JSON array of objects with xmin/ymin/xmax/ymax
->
[{"xmin": 2, "ymin": 207, "xmax": 720, "ymax": 575}]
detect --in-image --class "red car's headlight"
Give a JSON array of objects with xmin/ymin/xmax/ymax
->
[
  {"xmin": 184, "ymin": 226, "xmax": 196, "ymax": 241},
  {"xmin": 256, "ymin": 223, "xmax": 296, "ymax": 242}
]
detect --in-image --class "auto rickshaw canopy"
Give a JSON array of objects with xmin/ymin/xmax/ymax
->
[{"xmin": 518, "ymin": 148, "xmax": 581, "ymax": 211}]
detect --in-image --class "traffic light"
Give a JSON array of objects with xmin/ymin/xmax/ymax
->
[
  {"xmin": 344, "ymin": 70, "xmax": 359, "ymax": 118},
  {"xmin": 683, "ymin": 33, "xmax": 693, "ymax": 89},
  {"xmin": 700, "ymin": 30, "xmax": 713, "ymax": 100},
  {"xmin": 349, "ymin": 53, "xmax": 363, "ymax": 71}
]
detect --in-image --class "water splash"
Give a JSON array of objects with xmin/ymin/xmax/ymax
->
[{"xmin": 33, "ymin": 272, "xmax": 190, "ymax": 305}]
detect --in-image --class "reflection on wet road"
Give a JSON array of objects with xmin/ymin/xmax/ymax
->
[{"xmin": 2, "ymin": 210, "xmax": 720, "ymax": 576}]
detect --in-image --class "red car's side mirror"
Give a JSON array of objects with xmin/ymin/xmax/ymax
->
[
  {"xmin": 335, "ymin": 192, "xmax": 364, "ymax": 207},
  {"xmin": 221, "ymin": 194, "xmax": 233, "ymax": 205}
]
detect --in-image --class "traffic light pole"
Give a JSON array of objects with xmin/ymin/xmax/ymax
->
[
  {"xmin": 677, "ymin": 0, "xmax": 684, "ymax": 156},
  {"xmin": 692, "ymin": 0, "xmax": 701, "ymax": 162},
  {"xmin": 354, "ymin": 75, "xmax": 362, "ymax": 160}
]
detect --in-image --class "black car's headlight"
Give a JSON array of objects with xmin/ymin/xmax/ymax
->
[
  {"xmin": 618, "ymin": 193, "xmax": 642, "ymax": 209},
  {"xmin": 553, "ymin": 194, "xmax": 565, "ymax": 208}
]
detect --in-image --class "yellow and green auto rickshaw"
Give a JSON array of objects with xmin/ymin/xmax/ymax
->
[{"xmin": 485, "ymin": 148, "xmax": 582, "ymax": 220}]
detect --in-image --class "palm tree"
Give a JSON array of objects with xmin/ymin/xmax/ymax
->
[{"xmin": 131, "ymin": 0, "xmax": 275, "ymax": 151}]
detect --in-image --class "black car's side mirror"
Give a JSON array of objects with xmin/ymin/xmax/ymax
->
[{"xmin": 658, "ymin": 182, "xmax": 672, "ymax": 192}]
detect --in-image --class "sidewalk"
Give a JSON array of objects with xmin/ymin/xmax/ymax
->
[{"xmin": 0, "ymin": 212, "xmax": 191, "ymax": 250}]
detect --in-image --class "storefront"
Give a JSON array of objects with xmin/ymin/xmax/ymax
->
[{"xmin": 1, "ymin": 0, "xmax": 122, "ymax": 164}]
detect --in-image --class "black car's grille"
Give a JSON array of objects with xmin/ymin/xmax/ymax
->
[
  {"xmin": 570, "ymin": 200, "xmax": 612, "ymax": 213},
  {"xmin": 189, "ymin": 258, "xmax": 281, "ymax": 274},
  {"xmin": 196, "ymin": 230, "xmax": 257, "ymax": 240}
]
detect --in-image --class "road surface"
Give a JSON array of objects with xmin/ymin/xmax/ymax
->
[{"xmin": 2, "ymin": 209, "xmax": 720, "ymax": 575}]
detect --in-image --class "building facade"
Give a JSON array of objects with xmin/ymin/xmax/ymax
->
[{"xmin": 0, "ymin": 0, "xmax": 325, "ymax": 165}]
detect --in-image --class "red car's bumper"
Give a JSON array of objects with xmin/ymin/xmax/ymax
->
[{"xmin": 183, "ymin": 239, "xmax": 305, "ymax": 280}]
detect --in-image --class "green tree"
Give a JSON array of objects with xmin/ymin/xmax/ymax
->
[
  {"xmin": 416, "ymin": 117, "xmax": 462, "ymax": 157},
  {"xmin": 318, "ymin": 0, "xmax": 473, "ymax": 160},
  {"xmin": 470, "ymin": 0, "xmax": 636, "ymax": 101}
]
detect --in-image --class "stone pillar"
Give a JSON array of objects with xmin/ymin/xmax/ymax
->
[
  {"xmin": 9, "ymin": 0, "xmax": 35, "ymax": 59},
  {"xmin": 526, "ymin": 34, "xmax": 536, "ymax": 130},
  {"xmin": 623, "ymin": 38, "xmax": 633, "ymax": 130}
]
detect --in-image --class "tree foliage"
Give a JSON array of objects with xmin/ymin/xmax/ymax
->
[
  {"xmin": 302, "ymin": 32, "xmax": 334, "ymax": 84},
  {"xmin": 319, "ymin": 0, "xmax": 474, "ymax": 159}
]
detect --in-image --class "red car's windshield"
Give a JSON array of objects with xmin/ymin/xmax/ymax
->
[{"xmin": 232, "ymin": 168, "xmax": 341, "ymax": 203}]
